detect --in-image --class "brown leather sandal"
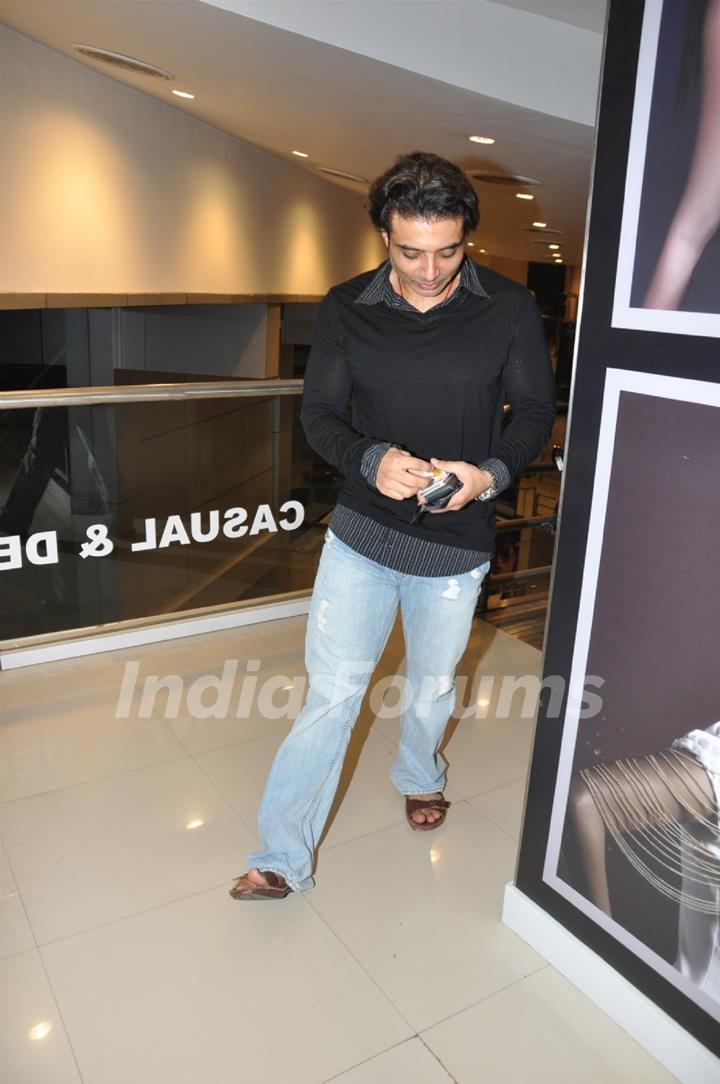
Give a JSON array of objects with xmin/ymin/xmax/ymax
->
[
  {"xmin": 229, "ymin": 870, "xmax": 293, "ymax": 901},
  {"xmin": 405, "ymin": 794, "xmax": 451, "ymax": 831}
]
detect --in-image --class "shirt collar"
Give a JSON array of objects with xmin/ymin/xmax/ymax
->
[{"xmin": 355, "ymin": 256, "xmax": 490, "ymax": 306}]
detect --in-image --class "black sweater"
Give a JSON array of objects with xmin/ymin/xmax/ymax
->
[{"xmin": 301, "ymin": 262, "xmax": 556, "ymax": 553}]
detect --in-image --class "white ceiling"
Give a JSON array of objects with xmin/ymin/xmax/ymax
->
[
  {"xmin": 206, "ymin": 0, "xmax": 604, "ymax": 126},
  {"xmin": 488, "ymin": 0, "xmax": 607, "ymax": 33},
  {"xmin": 0, "ymin": 0, "xmax": 608, "ymax": 264}
]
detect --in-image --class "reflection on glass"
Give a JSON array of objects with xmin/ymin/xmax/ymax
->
[
  {"xmin": 0, "ymin": 394, "xmax": 341, "ymax": 641},
  {"xmin": 0, "ymin": 303, "xmax": 320, "ymax": 391}
]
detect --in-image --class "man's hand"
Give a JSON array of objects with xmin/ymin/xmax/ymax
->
[
  {"xmin": 376, "ymin": 448, "xmax": 433, "ymax": 500},
  {"xmin": 409, "ymin": 457, "xmax": 493, "ymax": 512}
]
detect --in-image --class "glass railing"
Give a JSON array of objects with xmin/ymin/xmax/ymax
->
[
  {"xmin": 0, "ymin": 372, "xmax": 564, "ymax": 650},
  {"xmin": 0, "ymin": 381, "xmax": 343, "ymax": 646},
  {"xmin": 476, "ymin": 410, "xmax": 565, "ymax": 648},
  {"xmin": 0, "ymin": 304, "xmax": 288, "ymax": 390}
]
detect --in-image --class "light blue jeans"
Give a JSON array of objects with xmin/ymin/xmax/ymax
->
[{"xmin": 246, "ymin": 530, "xmax": 491, "ymax": 891}]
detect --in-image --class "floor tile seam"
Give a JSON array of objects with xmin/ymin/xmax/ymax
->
[
  {"xmin": 166, "ymin": 722, "xmax": 291, "ymax": 757},
  {"xmin": 139, "ymin": 664, "xmax": 310, "ymax": 737},
  {"xmin": 186, "ymin": 748, "xmax": 469, "ymax": 865},
  {"xmin": 2, "ymin": 690, "xmax": 145, "ymax": 723},
  {"xmin": 449, "ymin": 800, "xmax": 524, "ymax": 856},
  {"xmin": 0, "ymin": 834, "xmax": 39, "ymax": 956},
  {"xmin": 2, "ymin": 753, "xmax": 260, "ymax": 903},
  {"xmin": 34, "ymin": 878, "xmax": 247, "ymax": 952},
  {"xmin": 416, "ymin": 1033, "xmax": 460, "ymax": 1083},
  {"xmin": 462, "ymin": 793, "xmax": 525, "ymax": 843},
  {"xmin": 463, "ymin": 814, "xmax": 519, "ymax": 844},
  {"xmin": 307, "ymin": 876, "xmax": 548, "ymax": 1045},
  {"xmin": 0, "ymin": 940, "xmax": 42, "ymax": 962},
  {"xmin": 418, "ymin": 962, "xmax": 551, "ymax": 1037},
  {"xmin": 1, "ymin": 675, "xmax": 126, "ymax": 702},
  {"xmin": 0, "ymin": 834, "xmax": 15, "ymax": 886},
  {"xmin": 303, "ymin": 891, "xmax": 418, "ymax": 1036},
  {"xmin": 321, "ymin": 815, "xmax": 408, "ymax": 853},
  {"xmin": 320, "ymin": 796, "xmax": 473, "ymax": 855},
  {"xmin": 262, "ymin": 642, "xmax": 308, "ymax": 665},
  {"xmin": 32, "ymin": 944, "xmax": 87, "ymax": 1083},
  {"xmin": 462, "ymin": 775, "xmax": 527, "ymax": 802},
  {"xmin": 366, "ymin": 724, "xmax": 401, "ymax": 749},
  {"xmin": 185, "ymin": 747, "xmax": 263, "ymax": 843},
  {"xmin": 317, "ymin": 1036, "xmax": 432, "ymax": 1084},
  {"xmin": 0, "ymin": 751, "xmax": 192, "ymax": 809},
  {"xmin": 111, "ymin": 662, "xmax": 298, "ymax": 693}
]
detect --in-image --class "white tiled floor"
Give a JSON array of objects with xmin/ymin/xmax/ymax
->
[{"xmin": 0, "ymin": 615, "xmax": 676, "ymax": 1083}]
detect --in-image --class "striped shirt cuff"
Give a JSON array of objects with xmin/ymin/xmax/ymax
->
[
  {"xmin": 477, "ymin": 457, "xmax": 511, "ymax": 498},
  {"xmin": 360, "ymin": 442, "xmax": 393, "ymax": 488}
]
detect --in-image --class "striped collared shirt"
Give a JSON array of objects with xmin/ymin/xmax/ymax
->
[{"xmin": 354, "ymin": 254, "xmax": 490, "ymax": 309}]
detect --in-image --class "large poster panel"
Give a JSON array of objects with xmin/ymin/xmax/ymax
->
[
  {"xmin": 544, "ymin": 369, "xmax": 720, "ymax": 1024},
  {"xmin": 516, "ymin": 0, "xmax": 720, "ymax": 1060},
  {"xmin": 613, "ymin": 0, "xmax": 720, "ymax": 336}
]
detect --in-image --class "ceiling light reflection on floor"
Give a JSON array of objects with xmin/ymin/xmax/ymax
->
[
  {"xmin": 186, "ymin": 819, "xmax": 204, "ymax": 830},
  {"xmin": 28, "ymin": 1022, "xmax": 53, "ymax": 1041},
  {"xmin": 430, "ymin": 848, "xmax": 441, "ymax": 864}
]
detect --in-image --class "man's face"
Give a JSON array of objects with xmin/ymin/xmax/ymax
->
[{"xmin": 381, "ymin": 213, "xmax": 465, "ymax": 300}]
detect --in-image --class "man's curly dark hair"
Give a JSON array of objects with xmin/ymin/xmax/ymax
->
[{"xmin": 367, "ymin": 151, "xmax": 480, "ymax": 236}]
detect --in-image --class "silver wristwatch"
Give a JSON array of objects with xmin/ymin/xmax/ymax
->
[{"xmin": 474, "ymin": 463, "xmax": 501, "ymax": 502}]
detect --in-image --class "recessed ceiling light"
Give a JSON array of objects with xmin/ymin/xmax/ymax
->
[
  {"xmin": 316, "ymin": 166, "xmax": 367, "ymax": 183},
  {"xmin": 72, "ymin": 44, "xmax": 173, "ymax": 79},
  {"xmin": 479, "ymin": 248, "xmax": 487, "ymax": 253},
  {"xmin": 532, "ymin": 221, "xmax": 548, "ymax": 228},
  {"xmin": 172, "ymin": 89, "xmax": 195, "ymax": 99},
  {"xmin": 554, "ymin": 258, "xmax": 563, "ymax": 263},
  {"xmin": 469, "ymin": 135, "xmax": 495, "ymax": 145},
  {"xmin": 292, "ymin": 150, "xmax": 309, "ymax": 158},
  {"xmin": 466, "ymin": 241, "xmax": 475, "ymax": 247},
  {"xmin": 527, "ymin": 228, "xmax": 562, "ymax": 237},
  {"xmin": 516, "ymin": 193, "xmax": 534, "ymax": 200},
  {"xmin": 548, "ymin": 243, "xmax": 560, "ymax": 250},
  {"xmin": 472, "ymin": 171, "xmax": 542, "ymax": 187}
]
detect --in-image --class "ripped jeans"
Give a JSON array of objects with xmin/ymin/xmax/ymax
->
[{"xmin": 246, "ymin": 531, "xmax": 491, "ymax": 891}]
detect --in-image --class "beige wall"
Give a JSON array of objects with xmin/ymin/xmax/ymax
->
[
  {"xmin": 474, "ymin": 253, "xmax": 528, "ymax": 285},
  {"xmin": 0, "ymin": 26, "xmax": 386, "ymax": 295}
]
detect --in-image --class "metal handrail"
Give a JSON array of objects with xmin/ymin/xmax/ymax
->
[
  {"xmin": 488, "ymin": 565, "xmax": 553, "ymax": 585},
  {"xmin": 496, "ymin": 514, "xmax": 556, "ymax": 532},
  {"xmin": 0, "ymin": 378, "xmax": 304, "ymax": 409}
]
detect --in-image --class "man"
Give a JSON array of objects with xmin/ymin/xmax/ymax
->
[{"xmin": 230, "ymin": 151, "xmax": 555, "ymax": 900}]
